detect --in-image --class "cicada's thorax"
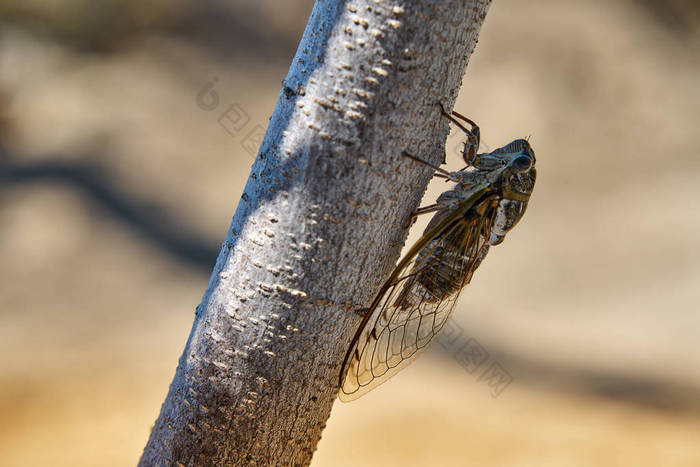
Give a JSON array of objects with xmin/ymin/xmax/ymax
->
[{"xmin": 468, "ymin": 138, "xmax": 536, "ymax": 245}]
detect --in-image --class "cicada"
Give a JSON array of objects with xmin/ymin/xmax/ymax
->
[{"xmin": 338, "ymin": 106, "xmax": 536, "ymax": 401}]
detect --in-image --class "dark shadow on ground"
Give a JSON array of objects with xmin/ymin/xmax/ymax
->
[
  {"xmin": 0, "ymin": 157, "xmax": 220, "ymax": 272},
  {"xmin": 438, "ymin": 333, "xmax": 700, "ymax": 413}
]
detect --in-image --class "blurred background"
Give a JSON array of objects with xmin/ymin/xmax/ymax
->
[{"xmin": 1, "ymin": 0, "xmax": 699, "ymax": 465}]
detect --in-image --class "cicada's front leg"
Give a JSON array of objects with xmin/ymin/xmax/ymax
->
[{"xmin": 439, "ymin": 103, "xmax": 480, "ymax": 167}]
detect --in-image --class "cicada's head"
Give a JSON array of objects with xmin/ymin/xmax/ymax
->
[{"xmin": 474, "ymin": 139, "xmax": 536, "ymax": 202}]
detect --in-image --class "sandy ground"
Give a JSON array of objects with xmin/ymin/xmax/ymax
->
[{"xmin": 1, "ymin": 0, "xmax": 699, "ymax": 465}]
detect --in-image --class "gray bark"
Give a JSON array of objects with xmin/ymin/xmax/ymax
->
[{"xmin": 140, "ymin": 0, "xmax": 491, "ymax": 465}]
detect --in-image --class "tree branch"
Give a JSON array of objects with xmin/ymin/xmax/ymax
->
[{"xmin": 140, "ymin": 0, "xmax": 491, "ymax": 465}]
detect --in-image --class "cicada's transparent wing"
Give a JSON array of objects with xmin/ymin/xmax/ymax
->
[{"xmin": 339, "ymin": 199, "xmax": 495, "ymax": 402}]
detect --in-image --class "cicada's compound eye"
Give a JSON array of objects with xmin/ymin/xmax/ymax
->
[{"xmin": 511, "ymin": 153, "xmax": 533, "ymax": 172}]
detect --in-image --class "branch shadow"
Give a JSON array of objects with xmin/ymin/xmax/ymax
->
[
  {"xmin": 0, "ymin": 157, "xmax": 220, "ymax": 272},
  {"xmin": 438, "ymin": 333, "xmax": 700, "ymax": 413}
]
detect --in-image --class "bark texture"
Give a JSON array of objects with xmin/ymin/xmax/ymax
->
[{"xmin": 140, "ymin": 0, "xmax": 491, "ymax": 465}]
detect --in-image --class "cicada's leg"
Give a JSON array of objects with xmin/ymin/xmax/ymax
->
[
  {"xmin": 439, "ymin": 104, "xmax": 480, "ymax": 167},
  {"xmin": 402, "ymin": 151, "xmax": 462, "ymax": 183},
  {"xmin": 404, "ymin": 203, "xmax": 441, "ymax": 229},
  {"xmin": 432, "ymin": 172, "xmax": 459, "ymax": 183}
]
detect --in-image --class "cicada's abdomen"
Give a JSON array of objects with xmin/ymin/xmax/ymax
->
[{"xmin": 395, "ymin": 216, "xmax": 490, "ymax": 310}]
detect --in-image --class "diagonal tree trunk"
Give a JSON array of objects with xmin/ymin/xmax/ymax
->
[{"xmin": 140, "ymin": 0, "xmax": 491, "ymax": 465}]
